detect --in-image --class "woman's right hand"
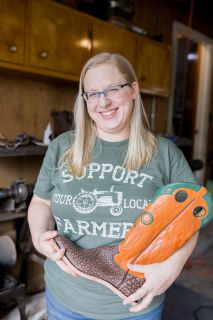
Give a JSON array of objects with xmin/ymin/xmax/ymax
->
[{"xmin": 36, "ymin": 230, "xmax": 78, "ymax": 277}]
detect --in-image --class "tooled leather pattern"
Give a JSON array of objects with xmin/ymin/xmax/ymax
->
[{"xmin": 54, "ymin": 235, "xmax": 145, "ymax": 297}]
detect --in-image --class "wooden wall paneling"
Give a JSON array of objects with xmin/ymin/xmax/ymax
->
[
  {"xmin": 0, "ymin": 157, "xmax": 42, "ymax": 187},
  {"xmin": 142, "ymin": 95, "xmax": 168, "ymax": 135},
  {"xmin": 154, "ymin": 97, "xmax": 168, "ymax": 134},
  {"xmin": 0, "ymin": 74, "xmax": 78, "ymax": 186},
  {"xmin": 0, "ymin": 75, "xmax": 77, "ymax": 140}
]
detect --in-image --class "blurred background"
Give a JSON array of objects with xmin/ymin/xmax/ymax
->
[{"xmin": 0, "ymin": 0, "xmax": 212, "ymax": 319}]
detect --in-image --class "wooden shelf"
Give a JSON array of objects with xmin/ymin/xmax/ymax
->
[
  {"xmin": 0, "ymin": 145, "xmax": 47, "ymax": 157},
  {"xmin": 0, "ymin": 212, "xmax": 26, "ymax": 222}
]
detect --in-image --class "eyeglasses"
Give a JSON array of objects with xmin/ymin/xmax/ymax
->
[{"xmin": 81, "ymin": 83, "xmax": 130, "ymax": 104}]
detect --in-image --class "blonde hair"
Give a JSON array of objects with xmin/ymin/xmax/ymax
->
[{"xmin": 62, "ymin": 52, "xmax": 157, "ymax": 176}]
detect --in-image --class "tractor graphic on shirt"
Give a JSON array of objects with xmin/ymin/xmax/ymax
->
[{"xmin": 73, "ymin": 186, "xmax": 123, "ymax": 216}]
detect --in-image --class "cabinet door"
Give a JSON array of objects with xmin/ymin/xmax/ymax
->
[
  {"xmin": 136, "ymin": 38, "xmax": 171, "ymax": 96},
  {"xmin": 92, "ymin": 20, "xmax": 137, "ymax": 68},
  {"xmin": 0, "ymin": 0, "xmax": 25, "ymax": 64},
  {"xmin": 29, "ymin": 0, "xmax": 92, "ymax": 76}
]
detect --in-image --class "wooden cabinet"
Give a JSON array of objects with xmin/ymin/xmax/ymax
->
[
  {"xmin": 28, "ymin": 0, "xmax": 92, "ymax": 76},
  {"xmin": 92, "ymin": 20, "xmax": 171, "ymax": 96},
  {"xmin": 0, "ymin": 0, "xmax": 26, "ymax": 64},
  {"xmin": 136, "ymin": 38, "xmax": 171, "ymax": 96},
  {"xmin": 0, "ymin": 0, "xmax": 171, "ymax": 96},
  {"xmin": 92, "ymin": 20, "xmax": 137, "ymax": 68}
]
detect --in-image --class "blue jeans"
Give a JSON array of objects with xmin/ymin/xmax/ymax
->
[{"xmin": 45, "ymin": 288, "xmax": 163, "ymax": 320}]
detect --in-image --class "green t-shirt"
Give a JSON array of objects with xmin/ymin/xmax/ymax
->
[{"xmin": 34, "ymin": 131, "xmax": 196, "ymax": 320}]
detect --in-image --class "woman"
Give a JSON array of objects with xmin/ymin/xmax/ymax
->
[{"xmin": 28, "ymin": 52, "xmax": 198, "ymax": 320}]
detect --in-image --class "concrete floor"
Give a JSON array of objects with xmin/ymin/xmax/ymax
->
[
  {"xmin": 162, "ymin": 220, "xmax": 213, "ymax": 320},
  {"xmin": 1, "ymin": 292, "xmax": 47, "ymax": 320},
  {"xmin": 162, "ymin": 284, "xmax": 213, "ymax": 320}
]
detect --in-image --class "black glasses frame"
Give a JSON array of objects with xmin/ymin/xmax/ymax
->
[{"xmin": 81, "ymin": 83, "xmax": 130, "ymax": 102}]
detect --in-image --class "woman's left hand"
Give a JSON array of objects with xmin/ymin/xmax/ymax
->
[
  {"xmin": 123, "ymin": 233, "xmax": 199, "ymax": 312},
  {"xmin": 123, "ymin": 259, "xmax": 180, "ymax": 312}
]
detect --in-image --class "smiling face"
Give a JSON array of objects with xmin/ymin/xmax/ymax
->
[{"xmin": 83, "ymin": 63, "xmax": 138, "ymax": 141}]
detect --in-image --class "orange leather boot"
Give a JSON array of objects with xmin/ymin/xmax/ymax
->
[{"xmin": 114, "ymin": 183, "xmax": 213, "ymax": 278}]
